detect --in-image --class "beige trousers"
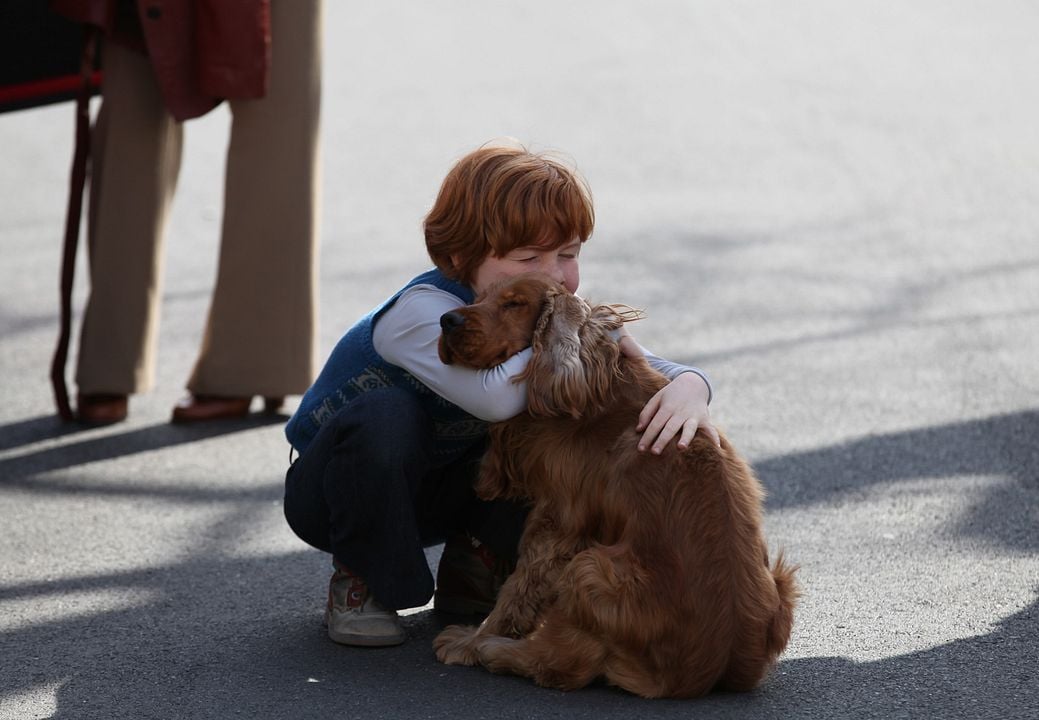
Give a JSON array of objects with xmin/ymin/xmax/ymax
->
[{"xmin": 76, "ymin": 0, "xmax": 321, "ymax": 398}]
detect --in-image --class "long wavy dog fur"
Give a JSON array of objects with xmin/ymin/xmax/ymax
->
[{"xmin": 434, "ymin": 273, "xmax": 798, "ymax": 698}]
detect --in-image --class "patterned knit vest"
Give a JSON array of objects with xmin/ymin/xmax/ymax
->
[{"xmin": 285, "ymin": 269, "xmax": 486, "ymax": 460}]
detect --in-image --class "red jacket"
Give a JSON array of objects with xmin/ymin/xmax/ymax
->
[{"xmin": 51, "ymin": 0, "xmax": 270, "ymax": 121}]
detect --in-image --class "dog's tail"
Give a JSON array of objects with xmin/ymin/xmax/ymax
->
[
  {"xmin": 766, "ymin": 551, "xmax": 799, "ymax": 658},
  {"xmin": 716, "ymin": 549, "xmax": 800, "ymax": 693}
]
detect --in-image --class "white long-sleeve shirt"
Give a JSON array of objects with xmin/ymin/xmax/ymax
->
[{"xmin": 372, "ymin": 284, "xmax": 711, "ymax": 423}]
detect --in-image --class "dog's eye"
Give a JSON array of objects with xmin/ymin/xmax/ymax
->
[{"xmin": 501, "ymin": 300, "xmax": 526, "ymax": 311}]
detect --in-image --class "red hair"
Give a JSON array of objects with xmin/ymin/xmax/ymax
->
[{"xmin": 424, "ymin": 145, "xmax": 595, "ymax": 285}]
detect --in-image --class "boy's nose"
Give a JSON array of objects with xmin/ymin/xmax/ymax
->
[{"xmin": 440, "ymin": 311, "xmax": 466, "ymax": 331}]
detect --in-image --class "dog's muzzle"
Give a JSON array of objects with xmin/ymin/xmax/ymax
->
[{"xmin": 440, "ymin": 311, "xmax": 466, "ymax": 332}]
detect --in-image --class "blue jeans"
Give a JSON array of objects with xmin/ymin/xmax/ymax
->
[{"xmin": 283, "ymin": 387, "xmax": 525, "ymax": 610}]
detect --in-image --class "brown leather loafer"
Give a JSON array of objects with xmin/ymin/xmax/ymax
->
[
  {"xmin": 77, "ymin": 393, "xmax": 128, "ymax": 425},
  {"xmin": 170, "ymin": 394, "xmax": 285, "ymax": 424}
]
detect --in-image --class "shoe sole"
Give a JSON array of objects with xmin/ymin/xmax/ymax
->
[
  {"xmin": 328, "ymin": 628, "xmax": 405, "ymax": 647},
  {"xmin": 324, "ymin": 609, "xmax": 405, "ymax": 647}
]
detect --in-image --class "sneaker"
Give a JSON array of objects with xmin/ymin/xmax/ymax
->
[
  {"xmin": 433, "ymin": 535, "xmax": 514, "ymax": 616},
  {"xmin": 325, "ymin": 562, "xmax": 405, "ymax": 647}
]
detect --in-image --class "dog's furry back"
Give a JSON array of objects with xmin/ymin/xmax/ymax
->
[
  {"xmin": 434, "ymin": 274, "xmax": 798, "ymax": 698},
  {"xmin": 481, "ymin": 342, "xmax": 797, "ymax": 696}
]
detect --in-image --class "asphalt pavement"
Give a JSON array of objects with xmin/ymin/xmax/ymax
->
[{"xmin": 1, "ymin": 2, "xmax": 1037, "ymax": 718}]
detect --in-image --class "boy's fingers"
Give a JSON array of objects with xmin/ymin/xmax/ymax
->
[
  {"xmin": 636, "ymin": 392, "xmax": 662, "ymax": 432},
  {"xmin": 676, "ymin": 422, "xmax": 697, "ymax": 450},
  {"xmin": 638, "ymin": 408, "xmax": 670, "ymax": 451},
  {"xmin": 703, "ymin": 421, "xmax": 721, "ymax": 448},
  {"xmin": 650, "ymin": 416, "xmax": 684, "ymax": 454},
  {"xmin": 638, "ymin": 419, "xmax": 663, "ymax": 451}
]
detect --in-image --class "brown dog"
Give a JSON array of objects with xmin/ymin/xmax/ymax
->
[{"xmin": 434, "ymin": 273, "xmax": 798, "ymax": 698}]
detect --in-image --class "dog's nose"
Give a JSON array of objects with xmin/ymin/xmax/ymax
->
[{"xmin": 440, "ymin": 311, "xmax": 466, "ymax": 331}]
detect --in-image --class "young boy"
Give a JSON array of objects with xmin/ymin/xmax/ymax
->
[{"xmin": 283, "ymin": 143, "xmax": 716, "ymax": 647}]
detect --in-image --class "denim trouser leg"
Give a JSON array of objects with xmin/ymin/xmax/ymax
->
[
  {"xmin": 284, "ymin": 387, "xmax": 522, "ymax": 610},
  {"xmin": 284, "ymin": 388, "xmax": 438, "ymax": 609}
]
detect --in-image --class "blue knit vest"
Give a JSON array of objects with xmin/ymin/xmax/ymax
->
[{"xmin": 285, "ymin": 269, "xmax": 486, "ymax": 460}]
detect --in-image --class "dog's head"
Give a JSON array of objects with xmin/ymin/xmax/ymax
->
[
  {"xmin": 438, "ymin": 273, "xmax": 565, "ymax": 368},
  {"xmin": 439, "ymin": 272, "xmax": 625, "ymax": 418}
]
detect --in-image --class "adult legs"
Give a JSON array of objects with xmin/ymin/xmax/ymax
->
[
  {"xmin": 186, "ymin": 0, "xmax": 322, "ymax": 398},
  {"xmin": 75, "ymin": 41, "xmax": 183, "ymax": 395}
]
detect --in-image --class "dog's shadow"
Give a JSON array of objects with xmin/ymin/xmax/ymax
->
[
  {"xmin": 417, "ymin": 595, "xmax": 1038, "ymax": 717},
  {"xmin": 760, "ymin": 597, "xmax": 1037, "ymax": 718},
  {"xmin": 12, "ymin": 581, "xmax": 1032, "ymax": 720}
]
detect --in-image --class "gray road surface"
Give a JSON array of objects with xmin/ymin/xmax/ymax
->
[{"xmin": 1, "ymin": 2, "xmax": 1037, "ymax": 718}]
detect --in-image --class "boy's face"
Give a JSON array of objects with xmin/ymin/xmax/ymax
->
[{"xmin": 467, "ymin": 239, "xmax": 582, "ymax": 296}]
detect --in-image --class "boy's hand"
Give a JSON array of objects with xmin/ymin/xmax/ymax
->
[
  {"xmin": 636, "ymin": 371, "xmax": 720, "ymax": 453},
  {"xmin": 616, "ymin": 326, "xmax": 720, "ymax": 453}
]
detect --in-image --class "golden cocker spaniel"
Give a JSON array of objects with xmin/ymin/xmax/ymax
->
[{"xmin": 435, "ymin": 273, "xmax": 798, "ymax": 698}]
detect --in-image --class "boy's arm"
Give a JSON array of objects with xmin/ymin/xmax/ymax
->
[
  {"xmin": 373, "ymin": 285, "xmax": 530, "ymax": 422},
  {"xmin": 616, "ymin": 327, "xmax": 720, "ymax": 452},
  {"xmin": 640, "ymin": 351, "xmax": 712, "ymax": 405}
]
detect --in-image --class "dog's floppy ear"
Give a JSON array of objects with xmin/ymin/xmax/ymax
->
[{"xmin": 520, "ymin": 293, "xmax": 622, "ymax": 418}]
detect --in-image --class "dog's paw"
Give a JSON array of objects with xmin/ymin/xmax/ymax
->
[
  {"xmin": 474, "ymin": 635, "xmax": 520, "ymax": 671},
  {"xmin": 433, "ymin": 624, "xmax": 481, "ymax": 666}
]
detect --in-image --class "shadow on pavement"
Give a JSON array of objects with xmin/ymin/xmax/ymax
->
[
  {"xmin": 756, "ymin": 408, "xmax": 1039, "ymax": 553},
  {"xmin": 1, "ymin": 410, "xmax": 1036, "ymax": 718},
  {"xmin": 0, "ymin": 413, "xmax": 288, "ymax": 481},
  {"xmin": 0, "ymin": 414, "xmax": 83, "ymax": 452},
  {"xmin": 0, "ymin": 544, "xmax": 1034, "ymax": 719}
]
